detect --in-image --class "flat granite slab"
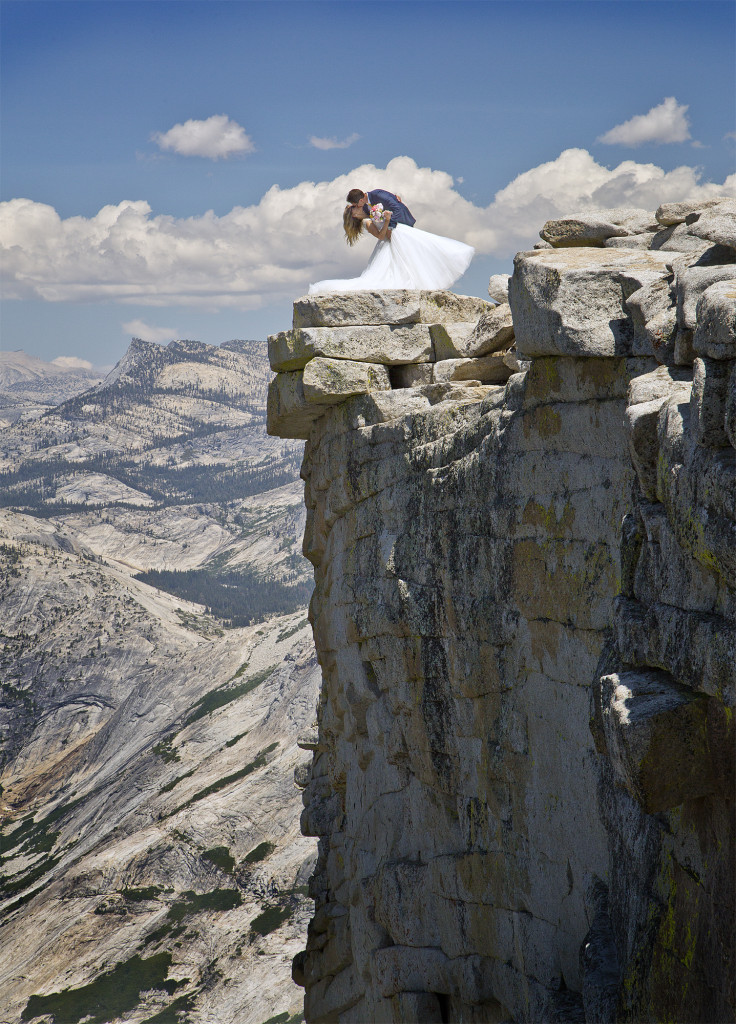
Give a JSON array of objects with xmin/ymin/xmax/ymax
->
[
  {"xmin": 292, "ymin": 290, "xmax": 492, "ymax": 329},
  {"xmin": 268, "ymin": 324, "xmax": 435, "ymax": 372},
  {"xmin": 303, "ymin": 357, "xmax": 391, "ymax": 404}
]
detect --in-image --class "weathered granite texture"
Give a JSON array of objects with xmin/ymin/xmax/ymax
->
[
  {"xmin": 267, "ymin": 291, "xmax": 516, "ymax": 438},
  {"xmin": 269, "ymin": 198, "xmax": 735, "ymax": 1024}
]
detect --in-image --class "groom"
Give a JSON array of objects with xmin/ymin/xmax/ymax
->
[{"xmin": 346, "ymin": 187, "xmax": 416, "ymax": 228}]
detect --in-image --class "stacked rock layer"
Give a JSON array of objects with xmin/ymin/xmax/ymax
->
[
  {"xmin": 267, "ymin": 197, "xmax": 735, "ymax": 1024},
  {"xmin": 267, "ymin": 291, "xmax": 517, "ymax": 439}
]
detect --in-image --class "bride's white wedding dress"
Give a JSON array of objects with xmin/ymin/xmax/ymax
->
[{"xmin": 309, "ymin": 222, "xmax": 474, "ymax": 294}]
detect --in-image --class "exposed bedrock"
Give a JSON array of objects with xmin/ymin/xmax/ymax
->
[{"xmin": 269, "ymin": 198, "xmax": 735, "ymax": 1024}]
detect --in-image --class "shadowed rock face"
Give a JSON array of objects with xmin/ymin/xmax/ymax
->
[{"xmin": 270, "ymin": 198, "xmax": 735, "ymax": 1024}]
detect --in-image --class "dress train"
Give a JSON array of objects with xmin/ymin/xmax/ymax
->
[{"xmin": 309, "ymin": 223, "xmax": 474, "ymax": 294}]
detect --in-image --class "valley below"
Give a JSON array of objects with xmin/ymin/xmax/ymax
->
[{"xmin": 0, "ymin": 339, "xmax": 317, "ymax": 1024}]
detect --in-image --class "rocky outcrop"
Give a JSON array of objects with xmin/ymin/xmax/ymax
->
[
  {"xmin": 267, "ymin": 291, "xmax": 517, "ymax": 439},
  {"xmin": 269, "ymin": 197, "xmax": 735, "ymax": 1023}
]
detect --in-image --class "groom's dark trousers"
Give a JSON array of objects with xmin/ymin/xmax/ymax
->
[{"xmin": 364, "ymin": 189, "xmax": 416, "ymax": 228}]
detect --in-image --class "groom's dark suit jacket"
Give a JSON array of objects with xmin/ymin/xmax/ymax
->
[{"xmin": 365, "ymin": 189, "xmax": 416, "ymax": 228}]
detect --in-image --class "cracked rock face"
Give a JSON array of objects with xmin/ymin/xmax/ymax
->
[
  {"xmin": 269, "ymin": 197, "xmax": 735, "ymax": 1024},
  {"xmin": 289, "ymin": 353, "xmax": 643, "ymax": 1023}
]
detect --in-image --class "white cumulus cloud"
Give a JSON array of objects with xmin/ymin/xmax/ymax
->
[
  {"xmin": 151, "ymin": 115, "xmax": 254, "ymax": 159},
  {"xmin": 598, "ymin": 97, "xmax": 691, "ymax": 147},
  {"xmin": 122, "ymin": 319, "xmax": 178, "ymax": 343},
  {"xmin": 2, "ymin": 152, "xmax": 734, "ymax": 311},
  {"xmin": 309, "ymin": 133, "xmax": 361, "ymax": 151},
  {"xmin": 51, "ymin": 356, "xmax": 94, "ymax": 370}
]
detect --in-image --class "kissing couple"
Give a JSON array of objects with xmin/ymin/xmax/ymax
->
[{"xmin": 309, "ymin": 186, "xmax": 474, "ymax": 294}]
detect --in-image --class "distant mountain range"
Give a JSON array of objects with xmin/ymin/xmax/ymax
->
[
  {"xmin": 0, "ymin": 349, "xmax": 109, "ymax": 426},
  {"xmin": 0, "ymin": 338, "xmax": 312, "ymax": 624},
  {"xmin": 0, "ymin": 339, "xmax": 317, "ymax": 1024},
  {"xmin": 0, "ymin": 349, "xmax": 107, "ymax": 387}
]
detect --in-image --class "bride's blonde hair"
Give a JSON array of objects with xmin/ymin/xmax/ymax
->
[{"xmin": 343, "ymin": 205, "xmax": 364, "ymax": 246}]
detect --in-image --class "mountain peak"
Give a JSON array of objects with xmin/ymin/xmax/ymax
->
[{"xmin": 0, "ymin": 349, "xmax": 103, "ymax": 387}]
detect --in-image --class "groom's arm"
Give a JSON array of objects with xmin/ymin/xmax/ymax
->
[
  {"xmin": 367, "ymin": 189, "xmax": 402, "ymax": 217},
  {"xmin": 367, "ymin": 189, "xmax": 416, "ymax": 228}
]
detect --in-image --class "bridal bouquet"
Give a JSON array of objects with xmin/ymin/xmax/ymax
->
[{"xmin": 370, "ymin": 203, "xmax": 386, "ymax": 226}]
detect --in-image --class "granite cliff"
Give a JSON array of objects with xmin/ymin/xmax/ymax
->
[{"xmin": 268, "ymin": 199, "xmax": 736, "ymax": 1023}]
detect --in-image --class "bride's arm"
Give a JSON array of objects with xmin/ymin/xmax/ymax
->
[{"xmin": 365, "ymin": 210, "xmax": 393, "ymax": 241}]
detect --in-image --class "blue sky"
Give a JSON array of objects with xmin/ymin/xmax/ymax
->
[{"xmin": 1, "ymin": 0, "xmax": 734, "ymax": 365}]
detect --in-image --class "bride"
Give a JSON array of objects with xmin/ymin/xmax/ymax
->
[{"xmin": 308, "ymin": 192, "xmax": 474, "ymax": 294}]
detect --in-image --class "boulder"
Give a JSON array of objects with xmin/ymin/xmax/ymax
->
[
  {"xmin": 624, "ymin": 275, "xmax": 674, "ymax": 325},
  {"xmin": 346, "ymin": 382, "xmax": 489, "ymax": 428},
  {"xmin": 465, "ymin": 305, "xmax": 515, "ymax": 356},
  {"xmin": 651, "ymin": 223, "xmax": 714, "ymax": 255},
  {"xmin": 640, "ymin": 308, "xmax": 679, "ymax": 365},
  {"xmin": 374, "ymin": 946, "xmax": 452, "ymax": 999},
  {"xmin": 267, "ymin": 371, "xmax": 326, "ymax": 439},
  {"xmin": 540, "ymin": 217, "xmax": 628, "ymax": 247},
  {"xmin": 509, "ymin": 248, "xmax": 672, "ymax": 357},
  {"xmin": 628, "ymin": 364, "xmax": 692, "ymax": 406},
  {"xmin": 687, "ymin": 199, "xmax": 736, "ymax": 251},
  {"xmin": 428, "ymin": 322, "xmax": 478, "ymax": 360},
  {"xmin": 487, "ymin": 274, "xmax": 511, "ymax": 303},
  {"xmin": 624, "ymin": 276, "xmax": 676, "ymax": 361},
  {"xmin": 655, "ymin": 197, "xmax": 729, "ymax": 226},
  {"xmin": 604, "ymin": 233, "xmax": 657, "ymax": 250},
  {"xmin": 596, "ymin": 207, "xmax": 659, "ymax": 233},
  {"xmin": 292, "ymin": 290, "xmax": 492, "ymax": 328},
  {"xmin": 348, "ymin": 388, "xmax": 434, "ymax": 426},
  {"xmin": 676, "ymin": 264, "xmax": 736, "ymax": 331},
  {"xmin": 304, "ymin": 963, "xmax": 363, "ymax": 1020},
  {"xmin": 268, "ymin": 323, "xmax": 434, "ymax": 371},
  {"xmin": 432, "ymin": 351, "xmax": 517, "ymax": 384},
  {"xmin": 431, "ymin": 306, "xmax": 514, "ymax": 359},
  {"xmin": 303, "ymin": 357, "xmax": 391, "ymax": 404},
  {"xmin": 694, "ymin": 279, "xmax": 736, "ymax": 360}
]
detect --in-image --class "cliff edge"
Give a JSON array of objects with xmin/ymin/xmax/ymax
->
[{"xmin": 268, "ymin": 199, "xmax": 735, "ymax": 1024}]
